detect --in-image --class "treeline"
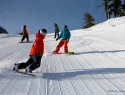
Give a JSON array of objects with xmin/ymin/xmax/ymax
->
[{"xmin": 83, "ymin": 0, "xmax": 125, "ymax": 29}]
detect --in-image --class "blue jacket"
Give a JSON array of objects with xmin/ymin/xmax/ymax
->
[{"xmin": 57, "ymin": 29, "xmax": 71, "ymax": 42}]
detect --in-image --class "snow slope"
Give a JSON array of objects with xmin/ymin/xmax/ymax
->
[{"xmin": 0, "ymin": 16, "xmax": 125, "ymax": 95}]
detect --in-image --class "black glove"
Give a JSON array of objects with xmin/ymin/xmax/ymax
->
[
  {"xmin": 67, "ymin": 39, "xmax": 69, "ymax": 42},
  {"xmin": 36, "ymin": 51, "xmax": 41, "ymax": 56},
  {"xmin": 56, "ymin": 38, "xmax": 59, "ymax": 41}
]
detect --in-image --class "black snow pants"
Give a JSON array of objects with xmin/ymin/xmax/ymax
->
[
  {"xmin": 54, "ymin": 30, "xmax": 59, "ymax": 38},
  {"xmin": 21, "ymin": 35, "xmax": 29, "ymax": 42},
  {"xmin": 18, "ymin": 56, "xmax": 41, "ymax": 71}
]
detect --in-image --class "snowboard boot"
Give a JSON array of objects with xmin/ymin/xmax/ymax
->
[
  {"xmin": 53, "ymin": 50, "xmax": 59, "ymax": 53},
  {"xmin": 64, "ymin": 51, "xmax": 68, "ymax": 53},
  {"xmin": 12, "ymin": 63, "xmax": 19, "ymax": 71},
  {"xmin": 25, "ymin": 65, "xmax": 32, "ymax": 73}
]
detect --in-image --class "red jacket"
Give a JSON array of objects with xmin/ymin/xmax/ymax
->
[{"xmin": 29, "ymin": 33, "xmax": 44, "ymax": 57}]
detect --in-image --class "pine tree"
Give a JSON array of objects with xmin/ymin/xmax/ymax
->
[
  {"xmin": 97, "ymin": 0, "xmax": 124, "ymax": 20},
  {"xmin": 83, "ymin": 12, "xmax": 95, "ymax": 29},
  {"xmin": 121, "ymin": 0, "xmax": 125, "ymax": 16},
  {"xmin": 96, "ymin": 0, "xmax": 109, "ymax": 20},
  {"xmin": 108, "ymin": 0, "xmax": 122, "ymax": 18}
]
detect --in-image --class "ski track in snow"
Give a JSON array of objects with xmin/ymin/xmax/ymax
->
[{"xmin": 0, "ymin": 25, "xmax": 125, "ymax": 95}]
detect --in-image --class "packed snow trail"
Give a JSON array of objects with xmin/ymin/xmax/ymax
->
[{"xmin": 0, "ymin": 20, "xmax": 125, "ymax": 95}]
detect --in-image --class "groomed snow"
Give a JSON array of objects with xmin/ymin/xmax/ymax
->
[{"xmin": 0, "ymin": 16, "xmax": 125, "ymax": 95}]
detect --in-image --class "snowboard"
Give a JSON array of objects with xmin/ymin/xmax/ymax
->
[
  {"xmin": 49, "ymin": 52, "xmax": 74, "ymax": 55},
  {"xmin": 18, "ymin": 41, "xmax": 33, "ymax": 43},
  {"xmin": 5, "ymin": 68, "xmax": 43, "ymax": 77}
]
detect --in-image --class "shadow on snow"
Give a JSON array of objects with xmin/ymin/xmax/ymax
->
[
  {"xmin": 74, "ymin": 50, "xmax": 125, "ymax": 55},
  {"xmin": 42, "ymin": 68, "xmax": 125, "ymax": 80}
]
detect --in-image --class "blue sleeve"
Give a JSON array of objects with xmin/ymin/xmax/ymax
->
[{"xmin": 67, "ymin": 31, "xmax": 71, "ymax": 41}]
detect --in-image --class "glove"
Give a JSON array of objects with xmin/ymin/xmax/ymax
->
[
  {"xmin": 36, "ymin": 51, "xmax": 41, "ymax": 56},
  {"xmin": 56, "ymin": 38, "xmax": 59, "ymax": 41},
  {"xmin": 67, "ymin": 39, "xmax": 69, "ymax": 42}
]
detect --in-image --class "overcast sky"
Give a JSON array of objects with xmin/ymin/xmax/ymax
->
[{"xmin": 0, "ymin": 0, "xmax": 123, "ymax": 34}]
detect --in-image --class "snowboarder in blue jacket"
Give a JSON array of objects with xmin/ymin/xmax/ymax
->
[{"xmin": 53, "ymin": 25, "xmax": 71, "ymax": 53}]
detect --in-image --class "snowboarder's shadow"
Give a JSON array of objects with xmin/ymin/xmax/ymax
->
[
  {"xmin": 74, "ymin": 50, "xmax": 125, "ymax": 55},
  {"xmin": 42, "ymin": 68, "xmax": 125, "ymax": 80}
]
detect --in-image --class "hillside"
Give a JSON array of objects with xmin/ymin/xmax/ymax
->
[{"xmin": 0, "ymin": 16, "xmax": 125, "ymax": 95}]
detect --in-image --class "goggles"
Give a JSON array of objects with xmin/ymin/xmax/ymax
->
[
  {"xmin": 64, "ymin": 27, "xmax": 67, "ymax": 30},
  {"xmin": 40, "ymin": 30, "xmax": 47, "ymax": 36}
]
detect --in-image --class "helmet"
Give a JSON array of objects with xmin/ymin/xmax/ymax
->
[
  {"xmin": 54, "ymin": 23, "xmax": 57, "ymax": 26},
  {"xmin": 64, "ymin": 25, "xmax": 68, "ymax": 30},
  {"xmin": 64, "ymin": 25, "xmax": 67, "ymax": 28},
  {"xmin": 40, "ymin": 29, "xmax": 47, "ymax": 35},
  {"xmin": 24, "ymin": 25, "xmax": 26, "ymax": 27}
]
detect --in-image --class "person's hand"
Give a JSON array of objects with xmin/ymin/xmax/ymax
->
[
  {"xmin": 36, "ymin": 52, "xmax": 41, "ymax": 56},
  {"xmin": 67, "ymin": 39, "xmax": 69, "ymax": 42},
  {"xmin": 56, "ymin": 38, "xmax": 58, "ymax": 41}
]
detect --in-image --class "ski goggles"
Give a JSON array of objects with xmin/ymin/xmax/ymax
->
[
  {"xmin": 64, "ymin": 27, "xmax": 68, "ymax": 30},
  {"xmin": 40, "ymin": 30, "xmax": 47, "ymax": 36}
]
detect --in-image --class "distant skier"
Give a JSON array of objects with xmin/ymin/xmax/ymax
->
[
  {"xmin": 53, "ymin": 25, "xmax": 71, "ymax": 53},
  {"xmin": 21, "ymin": 25, "xmax": 29, "ymax": 42},
  {"xmin": 13, "ymin": 29, "xmax": 47, "ymax": 73},
  {"xmin": 54, "ymin": 23, "xmax": 59, "ymax": 38}
]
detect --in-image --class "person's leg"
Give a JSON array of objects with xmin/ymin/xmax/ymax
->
[
  {"xmin": 57, "ymin": 31, "xmax": 59, "ymax": 37},
  {"xmin": 54, "ymin": 31, "xmax": 56, "ymax": 38},
  {"xmin": 18, "ymin": 56, "xmax": 33, "ymax": 69},
  {"xmin": 29, "ymin": 56, "xmax": 41, "ymax": 71},
  {"xmin": 54, "ymin": 40, "xmax": 64, "ymax": 52},
  {"xmin": 64, "ymin": 40, "xmax": 68, "ymax": 53},
  {"xmin": 21, "ymin": 36, "xmax": 25, "ymax": 42},
  {"xmin": 26, "ymin": 35, "xmax": 29, "ymax": 42}
]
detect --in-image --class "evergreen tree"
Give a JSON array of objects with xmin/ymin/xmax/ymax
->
[
  {"xmin": 121, "ymin": 0, "xmax": 125, "ymax": 16},
  {"xmin": 83, "ymin": 12, "xmax": 95, "ymax": 29},
  {"xmin": 108, "ymin": 0, "xmax": 122, "ymax": 18},
  {"xmin": 96, "ymin": 0, "xmax": 109, "ymax": 20},
  {"xmin": 97, "ymin": 0, "xmax": 124, "ymax": 20}
]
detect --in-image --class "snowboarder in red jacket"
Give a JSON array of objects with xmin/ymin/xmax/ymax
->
[{"xmin": 13, "ymin": 29, "xmax": 47, "ymax": 73}]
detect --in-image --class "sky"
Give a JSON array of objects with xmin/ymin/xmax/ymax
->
[
  {"xmin": 0, "ymin": 16, "xmax": 125, "ymax": 94},
  {"xmin": 0, "ymin": 0, "xmax": 124, "ymax": 34}
]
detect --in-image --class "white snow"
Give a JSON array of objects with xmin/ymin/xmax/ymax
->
[{"xmin": 0, "ymin": 16, "xmax": 125, "ymax": 95}]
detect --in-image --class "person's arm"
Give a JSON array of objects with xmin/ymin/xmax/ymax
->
[
  {"xmin": 67, "ymin": 31, "xmax": 71, "ymax": 42},
  {"xmin": 56, "ymin": 31, "xmax": 63, "ymax": 41}
]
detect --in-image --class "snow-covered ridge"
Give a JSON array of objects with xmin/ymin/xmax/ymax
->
[{"xmin": 91, "ymin": 16, "xmax": 125, "ymax": 30}]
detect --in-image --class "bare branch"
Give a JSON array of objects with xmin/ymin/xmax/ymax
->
[{"xmin": 96, "ymin": 3, "xmax": 104, "ymax": 8}]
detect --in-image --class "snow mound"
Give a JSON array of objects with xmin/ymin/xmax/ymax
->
[{"xmin": 91, "ymin": 16, "xmax": 125, "ymax": 30}]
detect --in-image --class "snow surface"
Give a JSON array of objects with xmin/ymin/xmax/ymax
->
[{"xmin": 0, "ymin": 16, "xmax": 125, "ymax": 95}]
